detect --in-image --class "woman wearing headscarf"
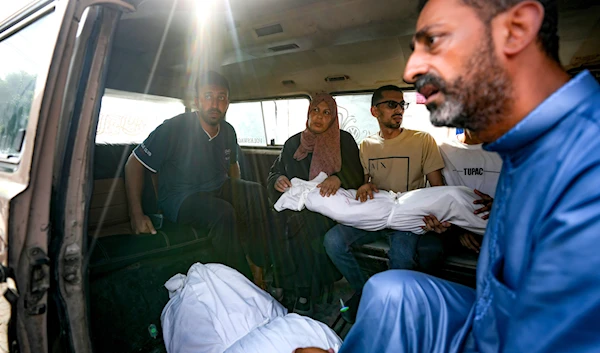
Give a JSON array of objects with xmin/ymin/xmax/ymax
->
[{"xmin": 267, "ymin": 93, "xmax": 363, "ymax": 315}]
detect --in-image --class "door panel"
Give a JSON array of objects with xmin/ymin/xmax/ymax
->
[{"xmin": 0, "ymin": 2, "xmax": 73, "ymax": 352}]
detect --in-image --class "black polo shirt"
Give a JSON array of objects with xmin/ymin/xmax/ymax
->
[{"xmin": 133, "ymin": 112, "xmax": 238, "ymax": 221}]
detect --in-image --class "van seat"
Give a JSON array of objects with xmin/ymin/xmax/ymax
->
[
  {"xmin": 353, "ymin": 239, "xmax": 478, "ymax": 287},
  {"xmin": 88, "ymin": 144, "xmax": 213, "ymax": 274}
]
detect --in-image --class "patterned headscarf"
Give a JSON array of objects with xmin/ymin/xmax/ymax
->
[{"xmin": 293, "ymin": 93, "xmax": 342, "ymax": 180}]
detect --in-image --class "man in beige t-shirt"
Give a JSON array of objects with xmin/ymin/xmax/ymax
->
[
  {"xmin": 323, "ymin": 85, "xmax": 445, "ymax": 323},
  {"xmin": 360, "ymin": 128, "xmax": 444, "ymax": 193}
]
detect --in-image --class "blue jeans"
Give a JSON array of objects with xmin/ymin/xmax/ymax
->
[
  {"xmin": 339, "ymin": 270, "xmax": 477, "ymax": 353},
  {"xmin": 323, "ymin": 224, "xmax": 443, "ymax": 291}
]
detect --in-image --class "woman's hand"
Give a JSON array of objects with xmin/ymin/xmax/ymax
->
[
  {"xmin": 317, "ymin": 175, "xmax": 342, "ymax": 197},
  {"xmin": 274, "ymin": 175, "xmax": 292, "ymax": 192}
]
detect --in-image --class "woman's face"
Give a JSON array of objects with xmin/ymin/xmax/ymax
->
[{"xmin": 307, "ymin": 101, "xmax": 335, "ymax": 134}]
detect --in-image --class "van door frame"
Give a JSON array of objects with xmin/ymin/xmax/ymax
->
[{"xmin": 0, "ymin": 0, "xmax": 132, "ymax": 352}]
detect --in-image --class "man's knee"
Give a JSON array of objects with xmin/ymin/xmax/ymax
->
[
  {"xmin": 362, "ymin": 270, "xmax": 429, "ymax": 307},
  {"xmin": 323, "ymin": 225, "xmax": 349, "ymax": 256}
]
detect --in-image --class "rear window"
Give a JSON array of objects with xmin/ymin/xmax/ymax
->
[
  {"xmin": 334, "ymin": 91, "xmax": 453, "ymax": 144},
  {"xmin": 96, "ymin": 89, "xmax": 185, "ymax": 144},
  {"xmin": 226, "ymin": 97, "xmax": 310, "ymax": 147}
]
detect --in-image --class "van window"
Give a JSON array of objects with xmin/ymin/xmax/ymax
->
[
  {"xmin": 0, "ymin": 13, "xmax": 56, "ymax": 162},
  {"xmin": 227, "ymin": 97, "xmax": 310, "ymax": 146},
  {"xmin": 0, "ymin": 0, "xmax": 38, "ymax": 22},
  {"xmin": 334, "ymin": 91, "xmax": 453, "ymax": 144},
  {"xmin": 96, "ymin": 89, "xmax": 185, "ymax": 144}
]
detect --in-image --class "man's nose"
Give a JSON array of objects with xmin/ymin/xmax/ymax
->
[{"xmin": 403, "ymin": 50, "xmax": 428, "ymax": 84}]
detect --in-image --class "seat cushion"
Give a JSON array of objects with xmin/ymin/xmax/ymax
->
[{"xmin": 88, "ymin": 220, "xmax": 211, "ymax": 274}]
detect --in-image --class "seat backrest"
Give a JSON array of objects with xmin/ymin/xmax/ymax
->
[{"xmin": 89, "ymin": 144, "xmax": 159, "ymax": 235}]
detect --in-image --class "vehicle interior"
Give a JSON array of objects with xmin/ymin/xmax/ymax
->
[{"xmin": 1, "ymin": 0, "xmax": 599, "ymax": 352}]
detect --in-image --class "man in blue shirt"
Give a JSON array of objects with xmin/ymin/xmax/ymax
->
[
  {"xmin": 296, "ymin": 0, "xmax": 600, "ymax": 352},
  {"xmin": 125, "ymin": 71, "xmax": 278, "ymax": 283}
]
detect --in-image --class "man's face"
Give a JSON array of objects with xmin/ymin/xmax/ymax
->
[
  {"xmin": 371, "ymin": 90, "xmax": 406, "ymax": 130},
  {"xmin": 196, "ymin": 84, "xmax": 229, "ymax": 126},
  {"xmin": 403, "ymin": 0, "xmax": 513, "ymax": 134}
]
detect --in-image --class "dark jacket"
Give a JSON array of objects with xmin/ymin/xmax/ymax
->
[{"xmin": 267, "ymin": 130, "xmax": 364, "ymax": 203}]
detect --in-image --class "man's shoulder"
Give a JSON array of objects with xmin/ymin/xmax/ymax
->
[
  {"xmin": 221, "ymin": 119, "xmax": 236, "ymax": 133},
  {"xmin": 160, "ymin": 112, "xmax": 195, "ymax": 130},
  {"xmin": 360, "ymin": 133, "xmax": 383, "ymax": 146},
  {"xmin": 404, "ymin": 128, "xmax": 433, "ymax": 141}
]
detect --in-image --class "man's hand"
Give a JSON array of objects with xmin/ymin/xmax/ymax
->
[
  {"xmin": 422, "ymin": 214, "xmax": 451, "ymax": 233},
  {"xmin": 355, "ymin": 183, "xmax": 379, "ymax": 202},
  {"xmin": 473, "ymin": 189, "xmax": 493, "ymax": 220},
  {"xmin": 274, "ymin": 175, "xmax": 292, "ymax": 192},
  {"xmin": 294, "ymin": 348, "xmax": 334, "ymax": 353},
  {"xmin": 130, "ymin": 212, "xmax": 157, "ymax": 235},
  {"xmin": 459, "ymin": 232, "xmax": 481, "ymax": 253},
  {"xmin": 317, "ymin": 175, "xmax": 342, "ymax": 197}
]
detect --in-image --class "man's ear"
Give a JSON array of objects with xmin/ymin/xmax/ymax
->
[
  {"xmin": 370, "ymin": 106, "xmax": 379, "ymax": 118},
  {"xmin": 498, "ymin": 1, "xmax": 545, "ymax": 57}
]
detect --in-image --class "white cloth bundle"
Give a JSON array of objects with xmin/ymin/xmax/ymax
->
[
  {"xmin": 161, "ymin": 263, "xmax": 342, "ymax": 353},
  {"xmin": 274, "ymin": 173, "xmax": 328, "ymax": 211},
  {"xmin": 276, "ymin": 172, "xmax": 487, "ymax": 235}
]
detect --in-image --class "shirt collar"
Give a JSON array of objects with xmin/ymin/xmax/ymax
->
[{"xmin": 484, "ymin": 71, "xmax": 599, "ymax": 155}]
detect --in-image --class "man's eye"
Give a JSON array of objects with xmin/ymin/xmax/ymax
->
[
  {"xmin": 204, "ymin": 94, "xmax": 212, "ymax": 99},
  {"xmin": 426, "ymin": 35, "xmax": 439, "ymax": 47},
  {"xmin": 218, "ymin": 96, "xmax": 226, "ymax": 101}
]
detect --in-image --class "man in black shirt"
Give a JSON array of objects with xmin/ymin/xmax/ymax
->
[{"xmin": 125, "ymin": 71, "xmax": 279, "ymax": 284}]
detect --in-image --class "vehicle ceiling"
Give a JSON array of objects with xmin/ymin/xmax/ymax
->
[{"xmin": 106, "ymin": 0, "xmax": 600, "ymax": 104}]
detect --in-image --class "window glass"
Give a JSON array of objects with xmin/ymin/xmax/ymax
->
[
  {"xmin": 0, "ymin": 13, "xmax": 56, "ymax": 161},
  {"xmin": 226, "ymin": 101, "xmax": 266, "ymax": 146},
  {"xmin": 227, "ymin": 97, "xmax": 309, "ymax": 146},
  {"xmin": 96, "ymin": 90, "xmax": 185, "ymax": 144},
  {"xmin": 334, "ymin": 91, "xmax": 453, "ymax": 144},
  {"xmin": 0, "ymin": 0, "xmax": 39, "ymax": 22}
]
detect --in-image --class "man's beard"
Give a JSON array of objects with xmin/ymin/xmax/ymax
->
[
  {"xmin": 199, "ymin": 109, "xmax": 224, "ymax": 125},
  {"xmin": 415, "ymin": 33, "xmax": 513, "ymax": 133},
  {"xmin": 382, "ymin": 120, "xmax": 401, "ymax": 129}
]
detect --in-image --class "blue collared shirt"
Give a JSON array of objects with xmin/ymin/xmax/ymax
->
[{"xmin": 473, "ymin": 71, "xmax": 600, "ymax": 352}]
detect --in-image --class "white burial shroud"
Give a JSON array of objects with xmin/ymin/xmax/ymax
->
[
  {"xmin": 274, "ymin": 172, "xmax": 488, "ymax": 235},
  {"xmin": 161, "ymin": 263, "xmax": 342, "ymax": 353}
]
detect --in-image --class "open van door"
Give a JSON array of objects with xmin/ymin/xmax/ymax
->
[{"xmin": 0, "ymin": 0, "xmax": 133, "ymax": 352}]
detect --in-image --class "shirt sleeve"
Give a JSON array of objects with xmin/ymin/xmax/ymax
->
[
  {"xmin": 267, "ymin": 141, "xmax": 290, "ymax": 204},
  {"xmin": 421, "ymin": 133, "xmax": 445, "ymax": 176},
  {"xmin": 504, "ymin": 162, "xmax": 600, "ymax": 353},
  {"xmin": 133, "ymin": 120, "xmax": 173, "ymax": 173},
  {"xmin": 359, "ymin": 140, "xmax": 370, "ymax": 176}
]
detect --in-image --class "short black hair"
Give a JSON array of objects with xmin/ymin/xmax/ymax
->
[
  {"xmin": 372, "ymin": 85, "xmax": 404, "ymax": 106},
  {"xmin": 196, "ymin": 70, "xmax": 230, "ymax": 97},
  {"xmin": 418, "ymin": 0, "xmax": 560, "ymax": 63}
]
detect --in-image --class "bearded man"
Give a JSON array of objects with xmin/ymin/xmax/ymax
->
[{"xmin": 297, "ymin": 0, "xmax": 600, "ymax": 352}]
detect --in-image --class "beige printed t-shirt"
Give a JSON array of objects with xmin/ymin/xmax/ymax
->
[{"xmin": 359, "ymin": 129, "xmax": 445, "ymax": 193}]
